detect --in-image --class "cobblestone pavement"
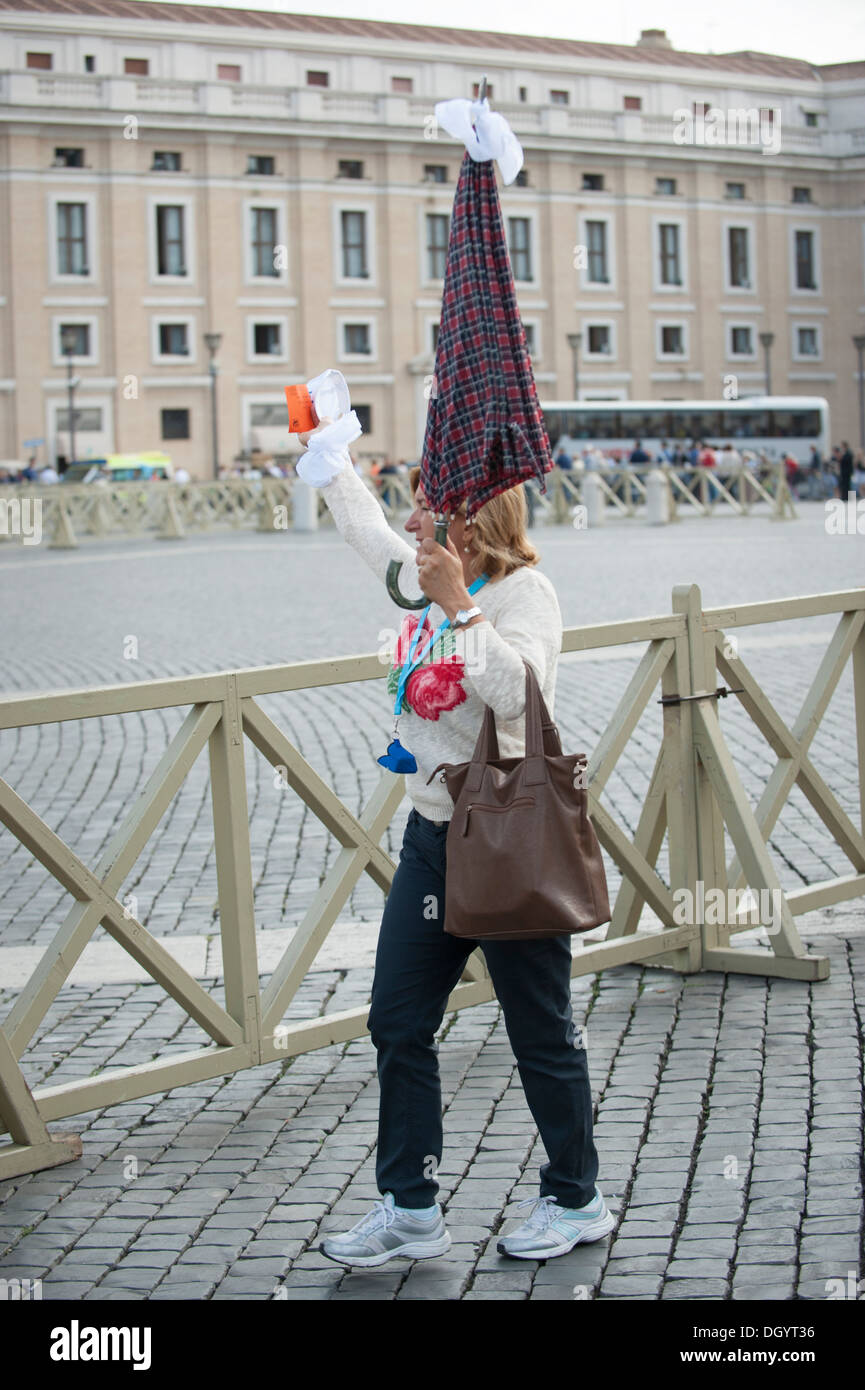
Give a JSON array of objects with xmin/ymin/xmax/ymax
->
[{"xmin": 0, "ymin": 501, "xmax": 862, "ymax": 1300}]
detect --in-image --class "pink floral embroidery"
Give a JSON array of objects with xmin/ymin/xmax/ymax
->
[
  {"xmin": 394, "ymin": 613, "xmax": 425, "ymax": 666},
  {"xmin": 391, "ymin": 614, "xmax": 467, "ymax": 721},
  {"xmin": 407, "ymin": 658, "xmax": 468, "ymax": 720}
]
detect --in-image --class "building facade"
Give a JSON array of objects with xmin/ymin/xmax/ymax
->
[{"xmin": 0, "ymin": 0, "xmax": 864, "ymax": 476}]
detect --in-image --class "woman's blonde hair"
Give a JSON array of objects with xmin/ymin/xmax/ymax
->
[{"xmin": 408, "ymin": 466, "xmax": 540, "ymax": 580}]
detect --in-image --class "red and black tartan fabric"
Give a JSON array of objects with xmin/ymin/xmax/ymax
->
[{"xmin": 420, "ymin": 150, "xmax": 554, "ymax": 523}]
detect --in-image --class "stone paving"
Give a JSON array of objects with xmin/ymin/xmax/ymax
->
[{"xmin": 0, "ymin": 501, "xmax": 862, "ymax": 1300}]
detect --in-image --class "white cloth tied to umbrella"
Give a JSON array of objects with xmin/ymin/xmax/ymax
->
[
  {"xmin": 434, "ymin": 97, "xmax": 524, "ymax": 185},
  {"xmin": 295, "ymin": 368, "xmax": 362, "ymax": 487}
]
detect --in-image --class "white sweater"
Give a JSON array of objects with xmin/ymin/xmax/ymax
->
[{"xmin": 320, "ymin": 462, "xmax": 564, "ymax": 822}]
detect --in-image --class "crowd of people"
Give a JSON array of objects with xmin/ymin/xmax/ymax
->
[
  {"xmin": 551, "ymin": 438, "xmax": 865, "ymax": 502},
  {"xmin": 3, "ymin": 441, "xmax": 864, "ymax": 505}
]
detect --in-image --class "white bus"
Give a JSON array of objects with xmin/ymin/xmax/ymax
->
[{"xmin": 540, "ymin": 396, "xmax": 829, "ymax": 466}]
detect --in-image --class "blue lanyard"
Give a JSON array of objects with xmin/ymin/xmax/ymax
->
[{"xmin": 393, "ymin": 572, "xmax": 489, "ymax": 718}]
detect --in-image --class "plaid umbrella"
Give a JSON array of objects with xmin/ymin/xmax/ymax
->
[{"xmin": 420, "ymin": 150, "xmax": 554, "ymax": 524}]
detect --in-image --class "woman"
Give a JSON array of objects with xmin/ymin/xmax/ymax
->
[{"xmin": 298, "ymin": 418, "xmax": 614, "ymax": 1269}]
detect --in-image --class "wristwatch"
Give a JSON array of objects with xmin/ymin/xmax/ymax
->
[{"xmin": 452, "ymin": 606, "xmax": 483, "ymax": 629}]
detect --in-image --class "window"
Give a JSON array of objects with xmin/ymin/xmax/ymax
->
[
  {"xmin": 514, "ymin": 169, "xmax": 529, "ymax": 187},
  {"xmin": 507, "ymin": 217, "xmax": 532, "ymax": 281},
  {"xmin": 253, "ymin": 323, "xmax": 282, "ymax": 355},
  {"xmin": 156, "ymin": 205, "xmax": 186, "ymax": 276},
  {"xmin": 124, "ymin": 58, "xmax": 149, "ymax": 76},
  {"xmin": 54, "ymin": 148, "xmax": 84, "ymax": 168},
  {"xmin": 152, "ymin": 151, "xmax": 181, "ymax": 171},
  {"xmin": 582, "ymin": 173, "xmax": 604, "ymax": 191},
  {"xmin": 343, "ymin": 323, "xmax": 371, "ymax": 355},
  {"xmin": 26, "ymin": 52, "xmax": 52, "ymax": 69},
  {"xmin": 725, "ymin": 181, "xmax": 746, "ymax": 199},
  {"xmin": 423, "ymin": 164, "xmax": 447, "ymax": 183},
  {"xmin": 217, "ymin": 64, "xmax": 241, "ymax": 82},
  {"xmin": 159, "ymin": 323, "xmax": 189, "ymax": 356},
  {"xmin": 354, "ymin": 405, "xmax": 372, "ymax": 433},
  {"xmin": 518, "ymin": 86, "xmax": 528, "ymax": 102},
  {"xmin": 728, "ymin": 227, "xmax": 750, "ymax": 288},
  {"xmin": 521, "ymin": 322, "xmax": 537, "ymax": 355},
  {"xmin": 57, "ymin": 203, "xmax": 88, "ymax": 275},
  {"xmin": 550, "ymin": 90, "xmax": 569, "ymax": 105},
  {"xmin": 161, "ymin": 408, "xmax": 190, "ymax": 440},
  {"xmin": 430, "ymin": 322, "xmax": 439, "ymax": 353},
  {"xmin": 247, "ymin": 155, "xmax": 274, "ymax": 175},
  {"xmin": 587, "ymin": 324, "xmax": 611, "ymax": 355},
  {"xmin": 307, "ymin": 70, "xmax": 329, "ymax": 87},
  {"xmin": 796, "ymin": 326, "xmax": 819, "ymax": 356},
  {"xmin": 57, "ymin": 406, "xmax": 102, "ymax": 432},
  {"xmin": 391, "ymin": 76, "xmax": 413, "ymax": 93},
  {"xmin": 250, "ymin": 402, "xmax": 289, "ymax": 429},
  {"xmin": 804, "ymin": 111, "xmax": 818, "ymax": 127},
  {"xmin": 660, "ymin": 325, "xmax": 684, "ymax": 355},
  {"xmin": 337, "ymin": 160, "xmax": 364, "ymax": 179},
  {"xmin": 795, "ymin": 230, "xmax": 816, "ymax": 289},
  {"xmin": 792, "ymin": 186, "xmax": 812, "ymax": 203},
  {"xmin": 656, "ymin": 177, "xmax": 676, "ymax": 195},
  {"xmin": 249, "ymin": 208, "xmax": 278, "ymax": 278},
  {"xmin": 586, "ymin": 220, "xmax": 609, "ymax": 283},
  {"xmin": 693, "ymin": 101, "xmax": 710, "ymax": 116},
  {"xmin": 730, "ymin": 325, "xmax": 754, "ymax": 356},
  {"xmin": 658, "ymin": 223, "xmax": 682, "ymax": 285},
  {"xmin": 471, "ymin": 82, "xmax": 494, "ymax": 99},
  {"xmin": 59, "ymin": 323, "xmax": 90, "ymax": 356},
  {"xmin": 340, "ymin": 210, "xmax": 368, "ymax": 278},
  {"xmin": 760, "ymin": 107, "xmax": 775, "ymax": 126},
  {"xmin": 84, "ymin": 55, "xmax": 95, "ymax": 73},
  {"xmin": 623, "ymin": 95, "xmax": 642, "ymax": 111},
  {"xmin": 425, "ymin": 213, "xmax": 449, "ymax": 279}
]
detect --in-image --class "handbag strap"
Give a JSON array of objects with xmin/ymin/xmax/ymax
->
[{"xmin": 466, "ymin": 659, "xmax": 562, "ymax": 791}]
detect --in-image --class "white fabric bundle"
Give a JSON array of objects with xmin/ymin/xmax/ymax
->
[
  {"xmin": 294, "ymin": 368, "xmax": 362, "ymax": 487},
  {"xmin": 434, "ymin": 96, "xmax": 524, "ymax": 185}
]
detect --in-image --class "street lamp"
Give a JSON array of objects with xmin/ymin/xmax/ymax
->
[
  {"xmin": 854, "ymin": 334, "xmax": 865, "ymax": 451},
  {"xmin": 759, "ymin": 331, "xmax": 775, "ymax": 397},
  {"xmin": 60, "ymin": 325, "xmax": 80, "ymax": 470},
  {"xmin": 566, "ymin": 331, "xmax": 582, "ymax": 401},
  {"xmin": 203, "ymin": 331, "xmax": 222, "ymax": 481}
]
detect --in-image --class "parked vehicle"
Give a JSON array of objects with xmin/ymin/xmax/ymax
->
[{"xmin": 62, "ymin": 452, "xmax": 174, "ymax": 483}]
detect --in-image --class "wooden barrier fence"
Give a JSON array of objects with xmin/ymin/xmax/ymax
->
[{"xmin": 0, "ymin": 583, "xmax": 862, "ymax": 1180}]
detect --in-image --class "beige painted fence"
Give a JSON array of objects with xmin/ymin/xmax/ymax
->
[
  {"xmin": 0, "ymin": 461, "xmax": 795, "ymax": 549},
  {"xmin": 1, "ymin": 583, "xmax": 862, "ymax": 1181}
]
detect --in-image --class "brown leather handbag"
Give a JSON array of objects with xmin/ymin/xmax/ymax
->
[{"xmin": 426, "ymin": 660, "xmax": 611, "ymax": 941}]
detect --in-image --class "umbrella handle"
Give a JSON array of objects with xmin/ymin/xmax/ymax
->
[{"xmin": 385, "ymin": 515, "xmax": 449, "ymax": 609}]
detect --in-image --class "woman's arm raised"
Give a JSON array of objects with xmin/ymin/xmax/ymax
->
[{"xmin": 296, "ymin": 419, "xmax": 421, "ymax": 597}]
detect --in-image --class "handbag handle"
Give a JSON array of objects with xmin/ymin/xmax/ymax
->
[
  {"xmin": 425, "ymin": 660, "xmax": 562, "ymax": 790},
  {"xmin": 466, "ymin": 660, "xmax": 561, "ymax": 790}
]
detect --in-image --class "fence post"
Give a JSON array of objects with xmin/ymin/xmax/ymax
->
[
  {"xmin": 669, "ymin": 583, "xmax": 739, "ymax": 961},
  {"xmin": 854, "ymin": 621, "xmax": 865, "ymax": 844},
  {"xmin": 48, "ymin": 499, "xmax": 78, "ymax": 549},
  {"xmin": 208, "ymin": 677, "xmax": 261, "ymax": 1065},
  {"xmin": 650, "ymin": 585, "xmax": 705, "ymax": 972}
]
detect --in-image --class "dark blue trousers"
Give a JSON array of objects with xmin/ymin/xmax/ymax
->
[{"xmin": 366, "ymin": 807, "xmax": 601, "ymax": 1210}]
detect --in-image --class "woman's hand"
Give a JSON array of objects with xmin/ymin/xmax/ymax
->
[
  {"xmin": 296, "ymin": 416, "xmax": 332, "ymax": 449},
  {"xmin": 416, "ymin": 535, "xmax": 472, "ymax": 619}
]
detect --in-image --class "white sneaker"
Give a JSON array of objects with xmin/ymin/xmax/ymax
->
[
  {"xmin": 497, "ymin": 1188, "xmax": 616, "ymax": 1260},
  {"xmin": 320, "ymin": 1192, "xmax": 452, "ymax": 1268}
]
